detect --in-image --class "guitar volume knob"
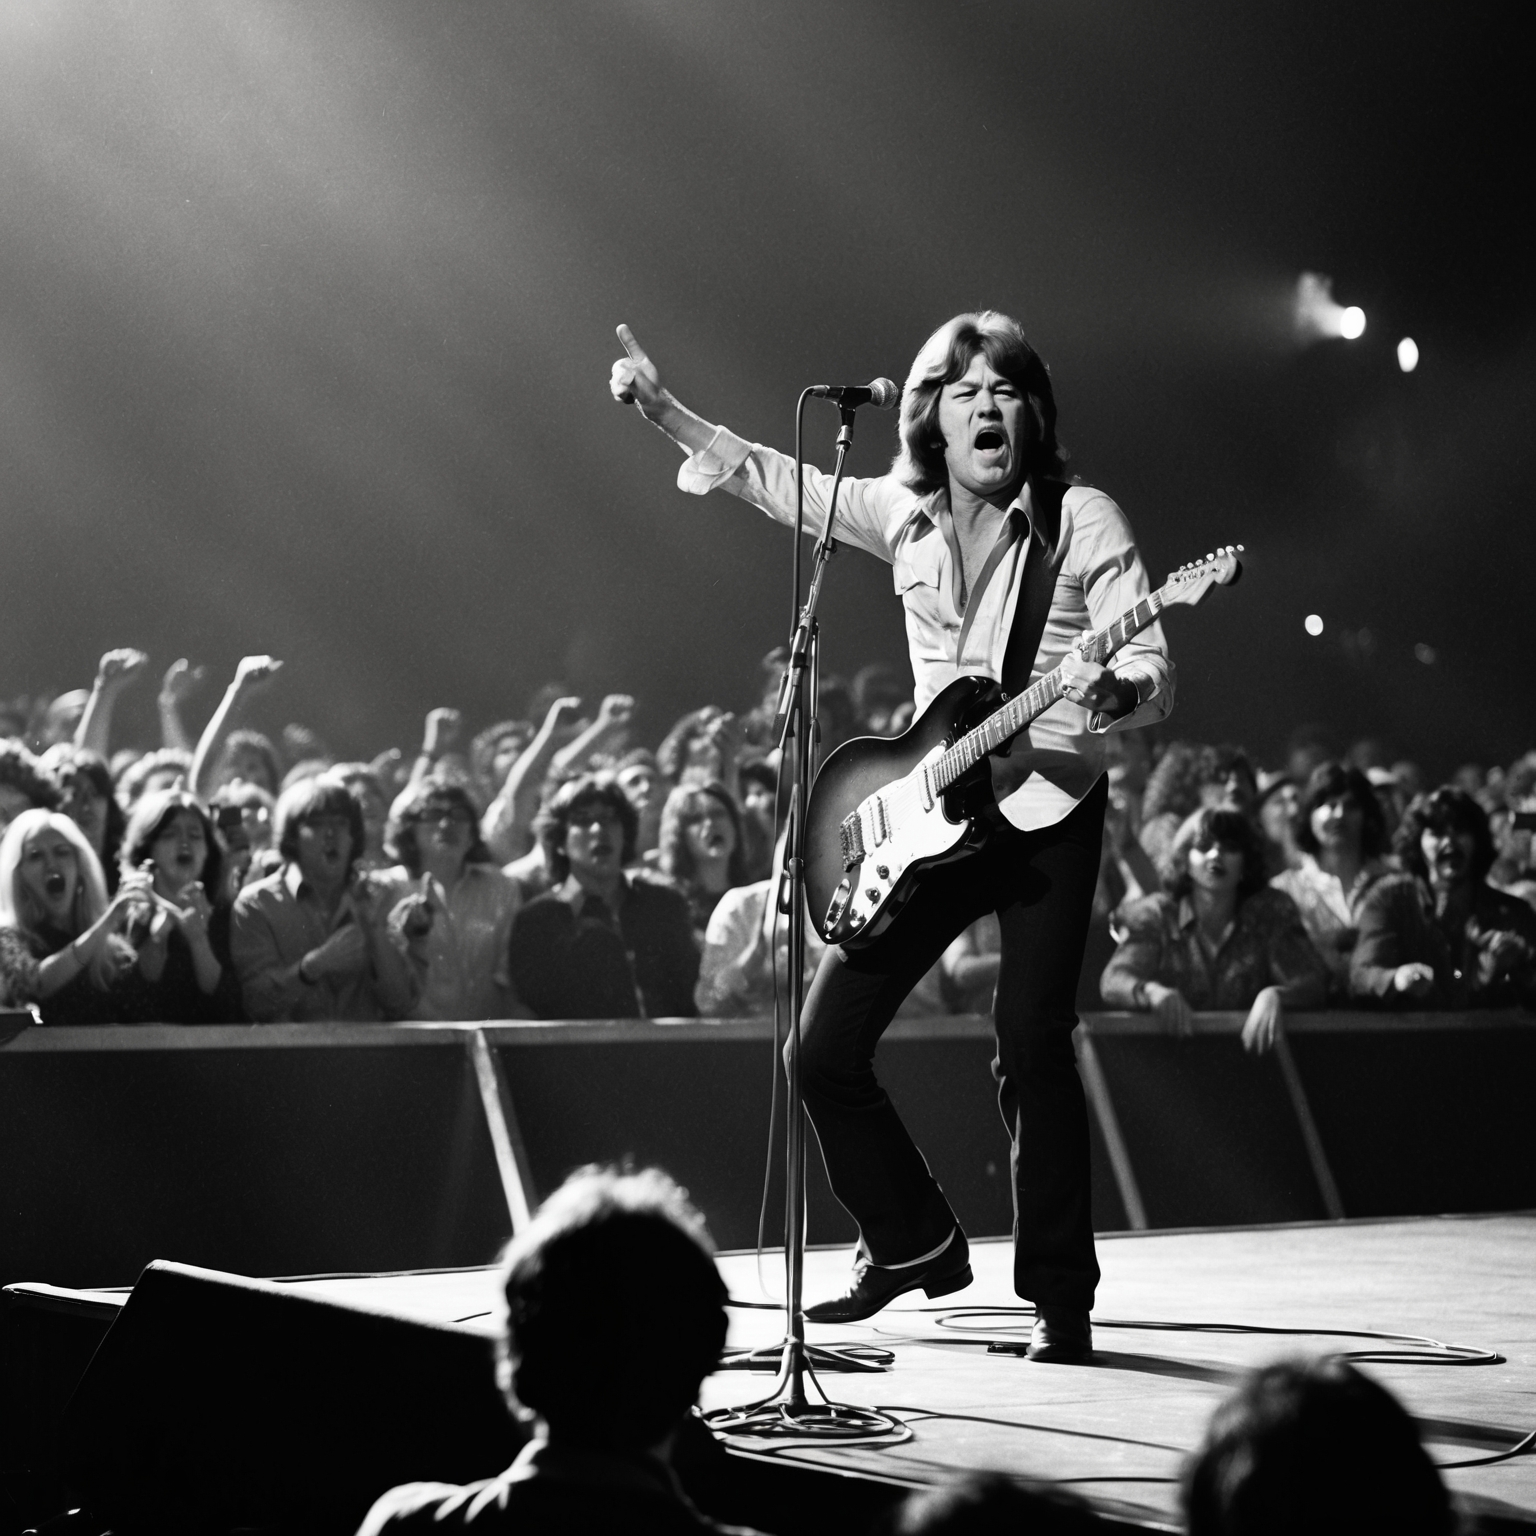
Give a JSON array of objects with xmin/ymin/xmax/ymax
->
[
  {"xmin": 876, "ymin": 865, "xmax": 890, "ymax": 880},
  {"xmin": 865, "ymin": 888, "xmax": 880, "ymax": 902}
]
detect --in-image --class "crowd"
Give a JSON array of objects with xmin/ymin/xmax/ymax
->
[{"xmin": 2, "ymin": 645, "xmax": 1534, "ymax": 1037}]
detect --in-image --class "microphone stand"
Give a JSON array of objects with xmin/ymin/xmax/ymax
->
[{"xmin": 704, "ymin": 404, "xmax": 906, "ymax": 1443}]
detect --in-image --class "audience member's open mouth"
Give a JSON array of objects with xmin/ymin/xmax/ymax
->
[
  {"xmin": 44, "ymin": 871, "xmax": 66, "ymax": 897},
  {"xmin": 590, "ymin": 841, "xmax": 614, "ymax": 860}
]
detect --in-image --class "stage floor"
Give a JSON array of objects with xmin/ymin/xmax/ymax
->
[
  {"xmin": 706, "ymin": 1213, "xmax": 1536, "ymax": 1530},
  {"xmin": 19, "ymin": 1214, "xmax": 1533, "ymax": 1530}
]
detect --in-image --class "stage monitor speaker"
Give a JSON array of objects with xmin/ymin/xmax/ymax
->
[{"xmin": 59, "ymin": 1261, "xmax": 521, "ymax": 1536}]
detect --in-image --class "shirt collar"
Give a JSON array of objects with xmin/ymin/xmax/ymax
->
[{"xmin": 913, "ymin": 478, "xmax": 1041, "ymax": 543}]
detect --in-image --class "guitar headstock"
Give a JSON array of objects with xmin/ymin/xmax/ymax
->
[{"xmin": 1162, "ymin": 545, "xmax": 1243, "ymax": 607}]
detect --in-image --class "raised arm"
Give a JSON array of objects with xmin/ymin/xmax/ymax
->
[
  {"xmin": 157, "ymin": 659, "xmax": 207, "ymax": 753},
  {"xmin": 74, "ymin": 648, "xmax": 150, "ymax": 757},
  {"xmin": 609, "ymin": 324, "xmax": 720, "ymax": 454},
  {"xmin": 550, "ymin": 694, "xmax": 636, "ymax": 779},
  {"xmin": 189, "ymin": 656, "xmax": 283, "ymax": 798},
  {"xmin": 481, "ymin": 696, "xmax": 585, "ymax": 863},
  {"xmin": 409, "ymin": 708, "xmax": 463, "ymax": 789}
]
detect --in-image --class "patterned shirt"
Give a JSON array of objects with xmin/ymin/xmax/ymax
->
[
  {"xmin": 1100, "ymin": 888, "xmax": 1328, "ymax": 1011},
  {"xmin": 674, "ymin": 428, "xmax": 1173, "ymax": 831},
  {"xmin": 1270, "ymin": 856, "xmax": 1390, "ymax": 999}
]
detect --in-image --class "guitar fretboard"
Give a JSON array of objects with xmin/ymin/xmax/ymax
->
[{"xmin": 931, "ymin": 590, "xmax": 1166, "ymax": 793}]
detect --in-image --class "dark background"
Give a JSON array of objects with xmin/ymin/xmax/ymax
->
[{"xmin": 2, "ymin": 2, "xmax": 1530, "ymax": 775}]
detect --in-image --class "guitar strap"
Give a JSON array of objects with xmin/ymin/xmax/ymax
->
[{"xmin": 1000, "ymin": 476, "xmax": 1070, "ymax": 699}]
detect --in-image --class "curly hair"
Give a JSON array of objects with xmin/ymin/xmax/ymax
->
[
  {"xmin": 385, "ymin": 780, "xmax": 495, "ymax": 876},
  {"xmin": 121, "ymin": 788, "xmax": 225, "ymax": 901},
  {"xmin": 891, "ymin": 311, "xmax": 1066, "ymax": 495},
  {"xmin": 534, "ymin": 773, "xmax": 638, "ymax": 883},
  {"xmin": 1293, "ymin": 761, "xmax": 1388, "ymax": 861},
  {"xmin": 1394, "ymin": 785, "xmax": 1495, "ymax": 885},
  {"xmin": 656, "ymin": 781, "xmax": 748, "ymax": 889},
  {"xmin": 1170, "ymin": 807, "xmax": 1269, "ymax": 902},
  {"xmin": 116, "ymin": 749, "xmax": 192, "ymax": 810},
  {"xmin": 655, "ymin": 707, "xmax": 727, "ymax": 785},
  {"xmin": 0, "ymin": 741, "xmax": 61, "ymax": 818},
  {"xmin": 1142, "ymin": 742, "xmax": 1219, "ymax": 824}
]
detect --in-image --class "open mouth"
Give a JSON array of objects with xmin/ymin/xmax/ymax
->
[
  {"xmin": 44, "ymin": 871, "xmax": 66, "ymax": 897},
  {"xmin": 974, "ymin": 428, "xmax": 1005, "ymax": 453}
]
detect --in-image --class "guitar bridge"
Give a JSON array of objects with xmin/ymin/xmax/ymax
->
[{"xmin": 839, "ymin": 813, "xmax": 866, "ymax": 872}]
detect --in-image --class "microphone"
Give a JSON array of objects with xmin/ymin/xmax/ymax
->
[{"xmin": 808, "ymin": 378, "xmax": 900, "ymax": 409}]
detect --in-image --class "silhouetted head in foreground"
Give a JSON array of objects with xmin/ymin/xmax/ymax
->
[
  {"xmin": 888, "ymin": 1472, "xmax": 1104, "ymax": 1534},
  {"xmin": 1183, "ymin": 1356, "xmax": 1454, "ymax": 1536},
  {"xmin": 497, "ymin": 1165, "xmax": 727, "ymax": 1454}
]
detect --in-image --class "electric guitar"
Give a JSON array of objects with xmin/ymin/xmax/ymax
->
[{"xmin": 805, "ymin": 545, "xmax": 1244, "ymax": 947}]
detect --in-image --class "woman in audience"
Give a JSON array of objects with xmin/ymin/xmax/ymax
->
[
  {"xmin": 116, "ymin": 788, "xmax": 244, "ymax": 1023},
  {"xmin": 1271, "ymin": 762, "xmax": 1391, "ymax": 999},
  {"xmin": 1351, "ymin": 785, "xmax": 1536, "ymax": 1008},
  {"xmin": 1101, "ymin": 806, "xmax": 1327, "ymax": 1053},
  {"xmin": 375, "ymin": 780, "xmax": 522, "ymax": 1020},
  {"xmin": 656, "ymin": 780, "xmax": 749, "ymax": 942},
  {"xmin": 42, "ymin": 746, "xmax": 127, "ymax": 894},
  {"xmin": 1255, "ymin": 773, "xmax": 1301, "ymax": 876},
  {"xmin": 0, "ymin": 809, "xmax": 140, "ymax": 1024}
]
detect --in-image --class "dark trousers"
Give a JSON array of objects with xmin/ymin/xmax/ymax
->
[{"xmin": 793, "ymin": 774, "xmax": 1107, "ymax": 1311}]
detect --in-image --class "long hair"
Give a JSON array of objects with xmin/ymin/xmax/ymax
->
[
  {"xmin": 1293, "ymin": 761, "xmax": 1388, "ymax": 861},
  {"xmin": 1394, "ymin": 785, "xmax": 1495, "ymax": 884},
  {"xmin": 121, "ymin": 788, "xmax": 226, "ymax": 902},
  {"xmin": 891, "ymin": 311, "xmax": 1066, "ymax": 495},
  {"xmin": 0, "ymin": 809, "xmax": 122, "ymax": 989},
  {"xmin": 656, "ymin": 781, "xmax": 748, "ymax": 889}
]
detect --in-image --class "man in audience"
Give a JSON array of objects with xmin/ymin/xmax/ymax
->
[
  {"xmin": 1182, "ymin": 1355, "xmax": 1453, "ymax": 1536},
  {"xmin": 508, "ymin": 773, "xmax": 698, "ymax": 1018},
  {"xmin": 358, "ymin": 1165, "xmax": 763, "ymax": 1536},
  {"xmin": 230, "ymin": 774, "xmax": 420, "ymax": 1022}
]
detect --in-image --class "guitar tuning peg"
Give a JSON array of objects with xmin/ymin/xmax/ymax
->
[{"xmin": 1236, "ymin": 543, "xmax": 1245, "ymax": 552}]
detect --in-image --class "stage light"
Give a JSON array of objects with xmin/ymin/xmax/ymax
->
[
  {"xmin": 1415, "ymin": 642, "xmax": 1437, "ymax": 664},
  {"xmin": 1293, "ymin": 273, "xmax": 1368, "ymax": 344},
  {"xmin": 1304, "ymin": 614, "xmax": 1324, "ymax": 636},
  {"xmin": 1397, "ymin": 337, "xmax": 1420, "ymax": 372}
]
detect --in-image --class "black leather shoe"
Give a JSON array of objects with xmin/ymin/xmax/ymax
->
[
  {"xmin": 806, "ymin": 1230, "xmax": 972, "ymax": 1323},
  {"xmin": 1025, "ymin": 1305, "xmax": 1092, "ymax": 1362}
]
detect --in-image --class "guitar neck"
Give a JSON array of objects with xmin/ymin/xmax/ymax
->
[{"xmin": 932, "ymin": 588, "xmax": 1167, "ymax": 794}]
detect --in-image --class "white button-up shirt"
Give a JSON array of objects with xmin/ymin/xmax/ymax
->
[{"xmin": 677, "ymin": 426, "xmax": 1175, "ymax": 831}]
